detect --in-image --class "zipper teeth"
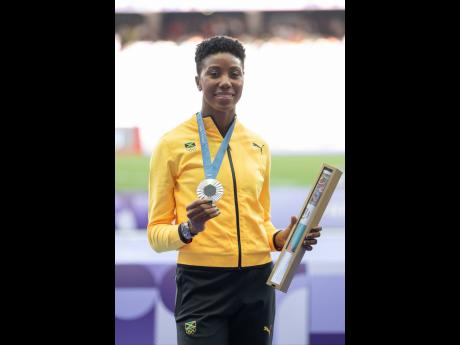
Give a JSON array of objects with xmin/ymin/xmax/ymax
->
[
  {"xmin": 205, "ymin": 115, "xmax": 241, "ymax": 268},
  {"xmin": 227, "ymin": 147, "xmax": 241, "ymax": 268}
]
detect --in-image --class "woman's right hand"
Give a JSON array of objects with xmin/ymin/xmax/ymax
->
[{"xmin": 185, "ymin": 199, "xmax": 220, "ymax": 234}]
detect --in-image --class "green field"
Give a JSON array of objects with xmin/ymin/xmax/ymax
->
[{"xmin": 116, "ymin": 153, "xmax": 344, "ymax": 191}]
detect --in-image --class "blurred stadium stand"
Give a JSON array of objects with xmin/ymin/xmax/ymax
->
[{"xmin": 115, "ymin": 4, "xmax": 344, "ymax": 48}]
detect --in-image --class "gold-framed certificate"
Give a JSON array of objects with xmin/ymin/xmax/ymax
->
[{"xmin": 267, "ymin": 163, "xmax": 343, "ymax": 293}]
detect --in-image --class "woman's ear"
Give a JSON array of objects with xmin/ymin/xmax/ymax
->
[{"xmin": 195, "ymin": 76, "xmax": 201, "ymax": 91}]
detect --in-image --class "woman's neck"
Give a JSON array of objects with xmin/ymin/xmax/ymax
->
[{"xmin": 201, "ymin": 106, "xmax": 236, "ymax": 136}]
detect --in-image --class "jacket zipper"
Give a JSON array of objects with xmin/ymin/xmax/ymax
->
[
  {"xmin": 207, "ymin": 115, "xmax": 242, "ymax": 269},
  {"xmin": 227, "ymin": 146, "xmax": 242, "ymax": 268}
]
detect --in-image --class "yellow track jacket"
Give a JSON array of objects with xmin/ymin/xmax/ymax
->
[{"xmin": 147, "ymin": 114, "xmax": 280, "ymax": 268}]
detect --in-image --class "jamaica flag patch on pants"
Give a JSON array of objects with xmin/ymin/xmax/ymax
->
[{"xmin": 184, "ymin": 320, "xmax": 197, "ymax": 335}]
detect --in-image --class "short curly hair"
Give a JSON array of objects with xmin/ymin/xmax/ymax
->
[{"xmin": 195, "ymin": 36, "xmax": 246, "ymax": 75}]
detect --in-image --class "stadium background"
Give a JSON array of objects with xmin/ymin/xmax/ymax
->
[{"xmin": 115, "ymin": 1, "xmax": 345, "ymax": 344}]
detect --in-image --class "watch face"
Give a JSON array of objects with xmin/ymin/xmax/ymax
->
[{"xmin": 181, "ymin": 223, "xmax": 192, "ymax": 240}]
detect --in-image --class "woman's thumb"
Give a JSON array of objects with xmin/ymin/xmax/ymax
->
[{"xmin": 289, "ymin": 216, "xmax": 298, "ymax": 230}]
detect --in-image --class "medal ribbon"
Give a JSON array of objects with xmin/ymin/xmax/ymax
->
[{"xmin": 196, "ymin": 112, "xmax": 236, "ymax": 179}]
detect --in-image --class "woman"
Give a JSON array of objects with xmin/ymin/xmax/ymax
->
[{"xmin": 148, "ymin": 36, "xmax": 321, "ymax": 345}]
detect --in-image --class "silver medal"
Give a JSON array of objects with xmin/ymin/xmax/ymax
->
[{"xmin": 196, "ymin": 178, "xmax": 224, "ymax": 202}]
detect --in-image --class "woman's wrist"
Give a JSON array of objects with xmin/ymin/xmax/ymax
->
[
  {"xmin": 187, "ymin": 220, "xmax": 198, "ymax": 234},
  {"xmin": 188, "ymin": 219, "xmax": 203, "ymax": 234}
]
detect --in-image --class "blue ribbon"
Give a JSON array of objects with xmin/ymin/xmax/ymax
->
[{"xmin": 196, "ymin": 112, "xmax": 236, "ymax": 179}]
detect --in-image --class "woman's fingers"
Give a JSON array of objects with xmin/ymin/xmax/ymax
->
[
  {"xmin": 187, "ymin": 202, "xmax": 217, "ymax": 219},
  {"xmin": 306, "ymin": 231, "xmax": 321, "ymax": 239},
  {"xmin": 310, "ymin": 226, "xmax": 322, "ymax": 233},
  {"xmin": 303, "ymin": 239, "xmax": 317, "ymax": 245},
  {"xmin": 186, "ymin": 199, "xmax": 214, "ymax": 211},
  {"xmin": 188, "ymin": 205, "xmax": 220, "ymax": 222}
]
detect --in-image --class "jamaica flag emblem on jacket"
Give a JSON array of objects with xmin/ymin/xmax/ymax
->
[{"xmin": 185, "ymin": 142, "xmax": 197, "ymax": 152}]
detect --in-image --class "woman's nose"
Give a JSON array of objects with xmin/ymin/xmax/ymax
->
[{"xmin": 218, "ymin": 75, "xmax": 231, "ymax": 88}]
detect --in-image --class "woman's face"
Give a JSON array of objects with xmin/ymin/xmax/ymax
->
[{"xmin": 196, "ymin": 52, "xmax": 244, "ymax": 114}]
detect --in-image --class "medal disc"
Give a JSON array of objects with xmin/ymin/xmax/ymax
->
[{"xmin": 196, "ymin": 179, "xmax": 224, "ymax": 202}]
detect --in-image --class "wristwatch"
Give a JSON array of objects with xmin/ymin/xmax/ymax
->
[{"xmin": 178, "ymin": 221, "xmax": 196, "ymax": 244}]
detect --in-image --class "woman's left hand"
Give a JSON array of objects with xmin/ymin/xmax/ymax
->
[{"xmin": 275, "ymin": 216, "xmax": 322, "ymax": 251}]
